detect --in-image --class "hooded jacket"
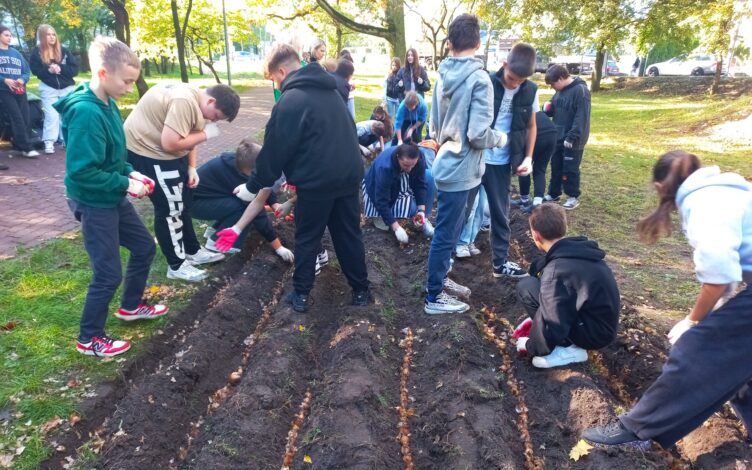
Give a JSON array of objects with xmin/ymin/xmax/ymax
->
[
  {"xmin": 676, "ymin": 166, "xmax": 752, "ymax": 284},
  {"xmin": 30, "ymin": 46, "xmax": 79, "ymax": 89},
  {"xmin": 430, "ymin": 56, "xmax": 505, "ymax": 192},
  {"xmin": 246, "ymin": 64, "xmax": 363, "ymax": 198},
  {"xmin": 396, "ymin": 65, "xmax": 430, "ymax": 96},
  {"xmin": 526, "ymin": 236, "xmax": 620, "ymax": 357},
  {"xmin": 546, "ymin": 76, "xmax": 591, "ymax": 149},
  {"xmin": 194, "ymin": 152, "xmax": 277, "ymax": 205},
  {"xmin": 56, "ymin": 82, "xmax": 133, "ymax": 208}
]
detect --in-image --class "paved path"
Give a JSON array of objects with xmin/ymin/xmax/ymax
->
[{"xmin": 0, "ymin": 85, "xmax": 274, "ymax": 259}]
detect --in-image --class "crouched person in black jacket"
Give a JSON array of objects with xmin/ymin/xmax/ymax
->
[
  {"xmin": 513, "ymin": 203, "xmax": 619, "ymax": 368},
  {"xmin": 236, "ymin": 44, "xmax": 370, "ymax": 313}
]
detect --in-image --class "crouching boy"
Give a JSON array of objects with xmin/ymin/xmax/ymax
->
[
  {"xmin": 59, "ymin": 37, "xmax": 167, "ymax": 358},
  {"xmin": 513, "ymin": 203, "xmax": 619, "ymax": 368}
]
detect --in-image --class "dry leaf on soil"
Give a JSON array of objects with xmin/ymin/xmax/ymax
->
[{"xmin": 569, "ymin": 439, "xmax": 593, "ymax": 461}]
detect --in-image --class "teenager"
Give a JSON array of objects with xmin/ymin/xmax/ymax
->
[
  {"xmin": 583, "ymin": 150, "xmax": 752, "ymax": 450},
  {"xmin": 424, "ymin": 14, "xmax": 507, "ymax": 314},
  {"xmin": 384, "ymin": 57, "xmax": 403, "ymax": 120},
  {"xmin": 510, "ymin": 111, "xmax": 557, "ymax": 212},
  {"xmin": 394, "ymin": 91, "xmax": 427, "ymax": 145},
  {"xmin": 309, "ymin": 39, "xmax": 326, "ymax": 65},
  {"xmin": 397, "ymin": 48, "xmax": 430, "ymax": 97},
  {"xmin": 125, "ymin": 83, "xmax": 240, "ymax": 282},
  {"xmin": 59, "ymin": 37, "xmax": 166, "ymax": 357},
  {"xmin": 0, "ymin": 25, "xmax": 39, "ymax": 158},
  {"xmin": 356, "ymin": 119, "xmax": 389, "ymax": 150},
  {"xmin": 339, "ymin": 50, "xmax": 356, "ymax": 119},
  {"xmin": 543, "ymin": 64, "xmax": 591, "ymax": 210},
  {"xmin": 513, "ymin": 203, "xmax": 619, "ymax": 368},
  {"xmin": 30, "ymin": 24, "xmax": 78, "ymax": 154}
]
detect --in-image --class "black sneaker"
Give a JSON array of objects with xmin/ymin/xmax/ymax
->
[
  {"xmin": 493, "ymin": 261, "xmax": 529, "ymax": 278},
  {"xmin": 287, "ymin": 291, "xmax": 310, "ymax": 313},
  {"xmin": 582, "ymin": 420, "xmax": 652, "ymax": 450},
  {"xmin": 351, "ymin": 289, "xmax": 371, "ymax": 306},
  {"xmin": 510, "ymin": 197, "xmax": 530, "ymax": 207}
]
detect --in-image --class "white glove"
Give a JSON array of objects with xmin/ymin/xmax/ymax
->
[
  {"xmin": 516, "ymin": 337, "xmax": 529, "ymax": 355},
  {"xmin": 563, "ymin": 140, "xmax": 573, "ymax": 149},
  {"xmin": 187, "ymin": 166, "xmax": 199, "ymax": 188},
  {"xmin": 128, "ymin": 171, "xmax": 155, "ymax": 194},
  {"xmin": 275, "ymin": 246, "xmax": 294, "ymax": 263},
  {"xmin": 274, "ymin": 200, "xmax": 295, "ymax": 218},
  {"xmin": 497, "ymin": 133, "xmax": 508, "ymax": 148},
  {"xmin": 127, "ymin": 179, "xmax": 148, "ymax": 198},
  {"xmin": 667, "ymin": 317, "xmax": 698, "ymax": 345},
  {"xmin": 233, "ymin": 183, "xmax": 256, "ymax": 202},
  {"xmin": 394, "ymin": 226, "xmax": 409, "ymax": 244},
  {"xmin": 204, "ymin": 123, "xmax": 220, "ymax": 140},
  {"xmin": 516, "ymin": 157, "xmax": 533, "ymax": 176}
]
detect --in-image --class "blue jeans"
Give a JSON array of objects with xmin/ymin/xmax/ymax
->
[
  {"xmin": 424, "ymin": 169, "xmax": 437, "ymax": 216},
  {"xmin": 385, "ymin": 98, "xmax": 399, "ymax": 128},
  {"xmin": 426, "ymin": 188, "xmax": 474, "ymax": 297},
  {"xmin": 458, "ymin": 186, "xmax": 487, "ymax": 247},
  {"xmin": 68, "ymin": 198, "xmax": 156, "ymax": 342}
]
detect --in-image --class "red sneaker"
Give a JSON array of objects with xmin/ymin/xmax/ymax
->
[
  {"xmin": 115, "ymin": 303, "xmax": 169, "ymax": 321},
  {"xmin": 76, "ymin": 335, "xmax": 131, "ymax": 357}
]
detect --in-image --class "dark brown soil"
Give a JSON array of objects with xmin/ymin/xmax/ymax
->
[{"xmin": 41, "ymin": 208, "xmax": 752, "ymax": 469}]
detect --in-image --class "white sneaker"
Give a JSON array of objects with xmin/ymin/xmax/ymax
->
[
  {"xmin": 317, "ymin": 249, "xmax": 329, "ymax": 266},
  {"xmin": 44, "ymin": 141, "xmax": 54, "ymax": 154},
  {"xmin": 424, "ymin": 291, "xmax": 469, "ymax": 315},
  {"xmin": 532, "ymin": 345, "xmax": 588, "ymax": 369},
  {"xmin": 455, "ymin": 245, "xmax": 471, "ymax": 258},
  {"xmin": 203, "ymin": 226, "xmax": 216, "ymax": 240},
  {"xmin": 422, "ymin": 219, "xmax": 434, "ymax": 237},
  {"xmin": 562, "ymin": 197, "xmax": 580, "ymax": 210},
  {"xmin": 372, "ymin": 218, "xmax": 389, "ymax": 231},
  {"xmin": 205, "ymin": 237, "xmax": 240, "ymax": 254},
  {"xmin": 443, "ymin": 277, "xmax": 471, "ymax": 300},
  {"xmin": 543, "ymin": 194, "xmax": 560, "ymax": 202},
  {"xmin": 22, "ymin": 150, "xmax": 39, "ymax": 158},
  {"xmin": 186, "ymin": 247, "xmax": 225, "ymax": 265},
  {"xmin": 468, "ymin": 243, "xmax": 481, "ymax": 256},
  {"xmin": 167, "ymin": 262, "xmax": 208, "ymax": 282}
]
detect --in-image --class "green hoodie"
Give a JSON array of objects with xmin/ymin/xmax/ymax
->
[{"xmin": 55, "ymin": 82, "xmax": 133, "ymax": 208}]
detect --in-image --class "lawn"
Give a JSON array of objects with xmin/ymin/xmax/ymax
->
[{"xmin": 2, "ymin": 72, "xmax": 751, "ymax": 468}]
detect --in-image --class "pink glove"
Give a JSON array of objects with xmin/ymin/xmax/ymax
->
[
  {"xmin": 215, "ymin": 226, "xmax": 240, "ymax": 252},
  {"xmin": 512, "ymin": 317, "xmax": 532, "ymax": 340}
]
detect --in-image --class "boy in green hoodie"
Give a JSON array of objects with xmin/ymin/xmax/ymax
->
[{"xmin": 58, "ymin": 37, "xmax": 168, "ymax": 358}]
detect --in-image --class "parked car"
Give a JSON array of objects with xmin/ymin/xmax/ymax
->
[
  {"xmin": 646, "ymin": 53, "xmax": 719, "ymax": 77},
  {"xmin": 606, "ymin": 60, "xmax": 619, "ymax": 75}
]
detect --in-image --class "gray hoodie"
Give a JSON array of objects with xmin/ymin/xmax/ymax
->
[{"xmin": 430, "ymin": 56, "xmax": 505, "ymax": 192}]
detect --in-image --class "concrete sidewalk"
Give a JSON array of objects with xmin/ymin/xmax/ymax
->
[{"xmin": 0, "ymin": 85, "xmax": 274, "ymax": 259}]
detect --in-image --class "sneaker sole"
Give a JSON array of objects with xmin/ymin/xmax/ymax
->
[
  {"xmin": 424, "ymin": 304, "xmax": 470, "ymax": 315},
  {"xmin": 185, "ymin": 256, "xmax": 225, "ymax": 265},
  {"xmin": 114, "ymin": 311, "xmax": 169, "ymax": 321},
  {"xmin": 563, "ymin": 204, "xmax": 580, "ymax": 210},
  {"xmin": 493, "ymin": 271, "xmax": 530, "ymax": 279},
  {"xmin": 76, "ymin": 344, "xmax": 131, "ymax": 357},
  {"xmin": 455, "ymin": 252, "xmax": 472, "ymax": 259},
  {"xmin": 585, "ymin": 439, "xmax": 653, "ymax": 452},
  {"xmin": 167, "ymin": 272, "xmax": 208, "ymax": 282},
  {"xmin": 531, "ymin": 354, "xmax": 588, "ymax": 368}
]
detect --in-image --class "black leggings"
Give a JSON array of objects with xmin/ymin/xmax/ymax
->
[
  {"xmin": 518, "ymin": 132, "xmax": 556, "ymax": 199},
  {"xmin": 0, "ymin": 91, "xmax": 32, "ymax": 151}
]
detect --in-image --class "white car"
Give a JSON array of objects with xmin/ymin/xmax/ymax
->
[{"xmin": 647, "ymin": 53, "xmax": 719, "ymax": 77}]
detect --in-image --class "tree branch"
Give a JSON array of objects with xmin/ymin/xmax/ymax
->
[
  {"xmin": 315, "ymin": 0, "xmax": 391, "ymax": 39},
  {"xmin": 268, "ymin": 5, "xmax": 318, "ymax": 21}
]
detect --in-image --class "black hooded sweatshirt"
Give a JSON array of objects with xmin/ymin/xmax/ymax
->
[
  {"xmin": 545, "ymin": 76, "xmax": 591, "ymax": 150},
  {"xmin": 246, "ymin": 64, "xmax": 363, "ymax": 198},
  {"xmin": 526, "ymin": 236, "xmax": 620, "ymax": 357}
]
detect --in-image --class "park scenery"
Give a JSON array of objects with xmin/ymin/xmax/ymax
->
[{"xmin": 2, "ymin": 0, "xmax": 752, "ymax": 469}]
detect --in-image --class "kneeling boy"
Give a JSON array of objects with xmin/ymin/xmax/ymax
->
[{"xmin": 513, "ymin": 203, "xmax": 619, "ymax": 368}]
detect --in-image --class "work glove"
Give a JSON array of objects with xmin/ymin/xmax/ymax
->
[
  {"xmin": 563, "ymin": 140, "xmax": 573, "ymax": 149},
  {"xmin": 233, "ymin": 183, "xmax": 256, "ymax": 202},
  {"xmin": 275, "ymin": 246, "xmax": 294, "ymax": 263},
  {"xmin": 187, "ymin": 166, "xmax": 199, "ymax": 188},
  {"xmin": 497, "ymin": 133, "xmax": 508, "ymax": 148},
  {"xmin": 512, "ymin": 317, "xmax": 533, "ymax": 340},
  {"xmin": 204, "ymin": 123, "xmax": 220, "ymax": 140},
  {"xmin": 274, "ymin": 199, "xmax": 295, "ymax": 218},
  {"xmin": 667, "ymin": 317, "xmax": 698, "ymax": 345},
  {"xmin": 128, "ymin": 171, "xmax": 155, "ymax": 194},
  {"xmin": 215, "ymin": 226, "xmax": 240, "ymax": 253},
  {"xmin": 516, "ymin": 337, "xmax": 529, "ymax": 356},
  {"xmin": 394, "ymin": 226, "xmax": 409, "ymax": 244},
  {"xmin": 127, "ymin": 179, "xmax": 149, "ymax": 198},
  {"xmin": 412, "ymin": 210, "xmax": 426, "ymax": 227},
  {"xmin": 515, "ymin": 157, "xmax": 533, "ymax": 177}
]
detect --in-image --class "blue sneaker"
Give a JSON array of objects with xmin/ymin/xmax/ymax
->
[{"xmin": 287, "ymin": 291, "xmax": 310, "ymax": 313}]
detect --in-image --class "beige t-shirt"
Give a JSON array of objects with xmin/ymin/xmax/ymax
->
[{"xmin": 124, "ymin": 83, "xmax": 206, "ymax": 160}]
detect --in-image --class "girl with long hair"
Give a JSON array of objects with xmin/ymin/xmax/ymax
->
[
  {"xmin": 30, "ymin": 24, "xmax": 79, "ymax": 154},
  {"xmin": 397, "ymin": 48, "xmax": 430, "ymax": 97},
  {"xmin": 0, "ymin": 25, "xmax": 38, "ymax": 158},
  {"xmin": 384, "ymin": 57, "xmax": 402, "ymax": 121}
]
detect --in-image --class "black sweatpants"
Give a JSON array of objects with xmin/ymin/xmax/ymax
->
[
  {"xmin": 548, "ymin": 144, "xmax": 584, "ymax": 199},
  {"xmin": 128, "ymin": 151, "xmax": 201, "ymax": 269},
  {"xmin": 519, "ymin": 132, "xmax": 556, "ymax": 198},
  {"xmin": 0, "ymin": 91, "xmax": 33, "ymax": 151},
  {"xmin": 620, "ymin": 284, "xmax": 752, "ymax": 448},
  {"xmin": 293, "ymin": 189, "xmax": 369, "ymax": 295}
]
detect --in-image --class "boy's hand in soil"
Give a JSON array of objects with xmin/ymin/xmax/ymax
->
[
  {"xmin": 215, "ymin": 226, "xmax": 241, "ymax": 252},
  {"xmin": 667, "ymin": 317, "xmax": 698, "ymax": 345},
  {"xmin": 234, "ymin": 183, "xmax": 256, "ymax": 202},
  {"xmin": 516, "ymin": 337, "xmax": 529, "ymax": 356},
  {"xmin": 516, "ymin": 157, "xmax": 533, "ymax": 177},
  {"xmin": 275, "ymin": 199, "xmax": 295, "ymax": 218},
  {"xmin": 275, "ymin": 246, "xmax": 294, "ymax": 263},
  {"xmin": 393, "ymin": 225, "xmax": 409, "ymax": 244},
  {"xmin": 512, "ymin": 318, "xmax": 533, "ymax": 340}
]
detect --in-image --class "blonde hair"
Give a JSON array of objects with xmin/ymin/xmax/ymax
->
[
  {"xmin": 404, "ymin": 91, "xmax": 419, "ymax": 108},
  {"xmin": 235, "ymin": 138, "xmax": 262, "ymax": 174},
  {"xmin": 37, "ymin": 24, "xmax": 61, "ymax": 64},
  {"xmin": 88, "ymin": 36, "xmax": 140, "ymax": 72}
]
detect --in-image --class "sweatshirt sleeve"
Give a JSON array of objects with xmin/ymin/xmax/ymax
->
[
  {"xmin": 20, "ymin": 53, "xmax": 30, "ymax": 84},
  {"xmin": 526, "ymin": 264, "xmax": 579, "ymax": 357},
  {"xmin": 373, "ymin": 165, "xmax": 397, "ymax": 226},
  {"xmin": 684, "ymin": 198, "xmax": 744, "ymax": 284},
  {"xmin": 409, "ymin": 158, "xmax": 428, "ymax": 207},
  {"xmin": 467, "ymin": 76, "xmax": 504, "ymax": 149},
  {"xmin": 394, "ymin": 102, "xmax": 406, "ymax": 130},
  {"xmin": 29, "ymin": 49, "xmax": 49, "ymax": 81},
  {"xmin": 418, "ymin": 68, "xmax": 431, "ymax": 93},
  {"xmin": 417, "ymin": 100, "xmax": 428, "ymax": 123},
  {"xmin": 247, "ymin": 95, "xmax": 302, "ymax": 193},
  {"xmin": 65, "ymin": 105, "xmax": 130, "ymax": 194},
  {"xmin": 60, "ymin": 48, "xmax": 79, "ymax": 79},
  {"xmin": 565, "ymin": 86, "xmax": 591, "ymax": 144}
]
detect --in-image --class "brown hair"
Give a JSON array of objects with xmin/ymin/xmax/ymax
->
[
  {"xmin": 372, "ymin": 105, "xmax": 393, "ymax": 139},
  {"xmin": 235, "ymin": 138, "xmax": 262, "ymax": 175},
  {"xmin": 404, "ymin": 91, "xmax": 419, "ymax": 108},
  {"xmin": 636, "ymin": 150, "xmax": 701, "ymax": 243},
  {"xmin": 404, "ymin": 48, "xmax": 421, "ymax": 79},
  {"xmin": 446, "ymin": 14, "xmax": 480, "ymax": 52},
  {"xmin": 529, "ymin": 203, "xmax": 567, "ymax": 240},
  {"xmin": 390, "ymin": 57, "xmax": 401, "ymax": 77},
  {"xmin": 322, "ymin": 59, "xmax": 338, "ymax": 72},
  {"xmin": 264, "ymin": 43, "xmax": 300, "ymax": 80},
  {"xmin": 37, "ymin": 24, "xmax": 61, "ymax": 64},
  {"xmin": 545, "ymin": 64, "xmax": 570, "ymax": 84},
  {"xmin": 88, "ymin": 36, "xmax": 140, "ymax": 73},
  {"xmin": 335, "ymin": 58, "xmax": 354, "ymax": 78}
]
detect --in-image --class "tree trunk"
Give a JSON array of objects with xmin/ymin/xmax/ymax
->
[
  {"xmin": 483, "ymin": 27, "xmax": 492, "ymax": 69},
  {"xmin": 143, "ymin": 58, "xmax": 151, "ymax": 76},
  {"xmin": 591, "ymin": 47, "xmax": 605, "ymax": 92},
  {"xmin": 711, "ymin": 57, "xmax": 723, "ymax": 95},
  {"xmin": 101, "ymin": 0, "xmax": 148, "ymax": 97},
  {"xmin": 170, "ymin": 0, "xmax": 190, "ymax": 83}
]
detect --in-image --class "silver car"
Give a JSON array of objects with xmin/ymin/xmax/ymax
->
[{"xmin": 646, "ymin": 53, "xmax": 719, "ymax": 77}]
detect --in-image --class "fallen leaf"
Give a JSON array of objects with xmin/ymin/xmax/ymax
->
[
  {"xmin": 569, "ymin": 439, "xmax": 593, "ymax": 461},
  {"xmin": 303, "ymin": 454, "xmax": 312, "ymax": 464},
  {"xmin": 69, "ymin": 413, "xmax": 81, "ymax": 426},
  {"xmin": 40, "ymin": 416, "xmax": 63, "ymax": 433},
  {"xmin": 0, "ymin": 321, "xmax": 18, "ymax": 332},
  {"xmin": 0, "ymin": 454, "xmax": 13, "ymax": 468},
  {"xmin": 298, "ymin": 325, "xmax": 306, "ymax": 332}
]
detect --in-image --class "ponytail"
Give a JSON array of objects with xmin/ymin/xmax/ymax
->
[{"xmin": 636, "ymin": 150, "xmax": 701, "ymax": 243}]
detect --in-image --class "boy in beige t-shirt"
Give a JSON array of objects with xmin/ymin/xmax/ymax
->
[{"xmin": 124, "ymin": 83, "xmax": 240, "ymax": 282}]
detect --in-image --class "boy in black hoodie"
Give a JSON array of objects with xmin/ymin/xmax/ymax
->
[
  {"xmin": 543, "ymin": 65, "xmax": 591, "ymax": 210},
  {"xmin": 231, "ymin": 43, "xmax": 369, "ymax": 313},
  {"xmin": 513, "ymin": 203, "xmax": 619, "ymax": 368}
]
